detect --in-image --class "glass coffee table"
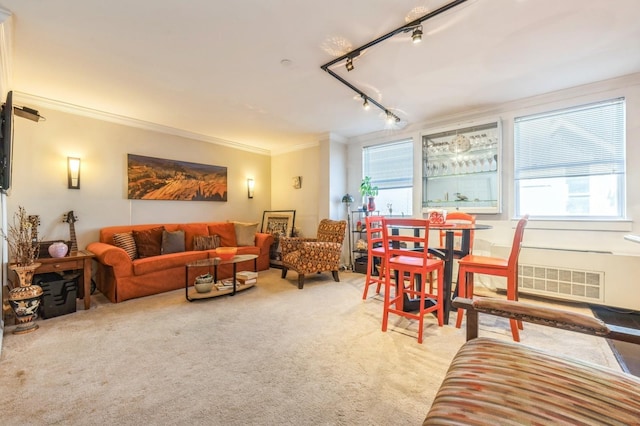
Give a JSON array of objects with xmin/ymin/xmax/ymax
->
[{"xmin": 185, "ymin": 254, "xmax": 258, "ymax": 301}]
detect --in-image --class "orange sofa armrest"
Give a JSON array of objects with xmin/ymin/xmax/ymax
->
[
  {"xmin": 255, "ymin": 232, "xmax": 274, "ymax": 252},
  {"xmin": 87, "ymin": 242, "xmax": 134, "ymax": 277}
]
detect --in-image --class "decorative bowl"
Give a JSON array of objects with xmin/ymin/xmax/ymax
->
[
  {"xmin": 216, "ymin": 247, "xmax": 237, "ymax": 260},
  {"xmin": 195, "ymin": 273, "xmax": 213, "ymax": 284},
  {"xmin": 194, "ymin": 281, "xmax": 214, "ymax": 293}
]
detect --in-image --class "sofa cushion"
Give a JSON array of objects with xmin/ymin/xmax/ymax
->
[
  {"xmin": 208, "ymin": 222, "xmax": 237, "ymax": 247},
  {"xmin": 233, "ymin": 221, "xmax": 258, "ymax": 246},
  {"xmin": 132, "ymin": 251, "xmax": 208, "ymax": 276},
  {"xmin": 113, "ymin": 232, "xmax": 138, "ymax": 260},
  {"xmin": 161, "ymin": 230, "xmax": 185, "ymax": 254},
  {"xmin": 236, "ymin": 246, "xmax": 260, "ymax": 256},
  {"xmin": 194, "ymin": 235, "xmax": 220, "ymax": 251},
  {"xmin": 132, "ymin": 226, "xmax": 164, "ymax": 258}
]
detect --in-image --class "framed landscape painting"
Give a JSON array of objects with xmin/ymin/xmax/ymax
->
[
  {"xmin": 261, "ymin": 210, "xmax": 296, "ymax": 267},
  {"xmin": 127, "ymin": 154, "xmax": 227, "ymax": 201}
]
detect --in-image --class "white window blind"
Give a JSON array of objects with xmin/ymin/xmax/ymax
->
[
  {"xmin": 362, "ymin": 139, "xmax": 413, "ymax": 216},
  {"xmin": 363, "ymin": 140, "xmax": 413, "ymax": 189},
  {"xmin": 514, "ymin": 98, "xmax": 625, "ymax": 218}
]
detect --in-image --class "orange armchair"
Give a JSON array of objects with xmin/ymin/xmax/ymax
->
[{"xmin": 280, "ymin": 219, "xmax": 347, "ymax": 289}]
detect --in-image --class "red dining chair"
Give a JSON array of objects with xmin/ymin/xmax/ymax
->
[
  {"xmin": 381, "ymin": 217, "xmax": 445, "ymax": 344},
  {"xmin": 438, "ymin": 211, "xmax": 476, "ymax": 253},
  {"xmin": 455, "ymin": 215, "xmax": 529, "ymax": 341},
  {"xmin": 362, "ymin": 216, "xmax": 386, "ymax": 300}
]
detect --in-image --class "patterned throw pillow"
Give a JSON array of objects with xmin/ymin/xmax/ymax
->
[
  {"xmin": 193, "ymin": 235, "xmax": 220, "ymax": 251},
  {"xmin": 132, "ymin": 226, "xmax": 164, "ymax": 258},
  {"xmin": 113, "ymin": 232, "xmax": 138, "ymax": 260},
  {"xmin": 161, "ymin": 230, "xmax": 185, "ymax": 254}
]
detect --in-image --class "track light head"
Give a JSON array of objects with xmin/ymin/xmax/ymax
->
[
  {"xmin": 346, "ymin": 57, "xmax": 354, "ymax": 72},
  {"xmin": 362, "ymin": 96, "xmax": 370, "ymax": 110},
  {"xmin": 412, "ymin": 25, "xmax": 423, "ymax": 43}
]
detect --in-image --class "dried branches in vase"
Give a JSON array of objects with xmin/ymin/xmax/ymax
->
[
  {"xmin": 3, "ymin": 206, "xmax": 43, "ymax": 334},
  {"xmin": 5, "ymin": 206, "xmax": 40, "ymax": 266}
]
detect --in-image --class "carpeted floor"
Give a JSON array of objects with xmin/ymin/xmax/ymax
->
[{"xmin": 1, "ymin": 269, "xmax": 620, "ymax": 425}]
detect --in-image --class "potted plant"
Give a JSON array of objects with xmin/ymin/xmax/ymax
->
[
  {"xmin": 359, "ymin": 176, "xmax": 379, "ymax": 212},
  {"xmin": 3, "ymin": 206, "xmax": 43, "ymax": 334}
]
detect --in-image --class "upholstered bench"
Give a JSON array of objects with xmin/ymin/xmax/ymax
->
[{"xmin": 423, "ymin": 297, "xmax": 640, "ymax": 425}]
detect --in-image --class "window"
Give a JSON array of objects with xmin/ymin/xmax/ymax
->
[
  {"xmin": 514, "ymin": 98, "xmax": 625, "ymax": 219},
  {"xmin": 363, "ymin": 139, "xmax": 413, "ymax": 216}
]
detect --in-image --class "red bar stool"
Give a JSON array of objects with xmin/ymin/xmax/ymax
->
[
  {"xmin": 381, "ymin": 218, "xmax": 445, "ymax": 344},
  {"xmin": 455, "ymin": 215, "xmax": 529, "ymax": 341},
  {"xmin": 362, "ymin": 215, "xmax": 386, "ymax": 300}
]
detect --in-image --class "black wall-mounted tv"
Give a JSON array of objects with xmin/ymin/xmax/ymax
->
[{"xmin": 0, "ymin": 90, "xmax": 13, "ymax": 193}]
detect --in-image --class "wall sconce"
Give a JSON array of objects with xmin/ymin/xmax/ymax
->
[
  {"xmin": 247, "ymin": 178, "xmax": 255, "ymax": 198},
  {"xmin": 67, "ymin": 157, "xmax": 81, "ymax": 189}
]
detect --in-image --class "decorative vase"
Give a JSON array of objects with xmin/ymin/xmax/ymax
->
[
  {"xmin": 367, "ymin": 196, "xmax": 376, "ymax": 212},
  {"xmin": 48, "ymin": 241, "xmax": 69, "ymax": 258},
  {"xmin": 8, "ymin": 263, "xmax": 43, "ymax": 335}
]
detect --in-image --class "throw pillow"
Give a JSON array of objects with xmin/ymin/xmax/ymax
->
[
  {"xmin": 161, "ymin": 230, "xmax": 185, "ymax": 254},
  {"xmin": 233, "ymin": 221, "xmax": 258, "ymax": 246},
  {"xmin": 193, "ymin": 235, "xmax": 221, "ymax": 251},
  {"xmin": 132, "ymin": 226, "xmax": 164, "ymax": 258},
  {"xmin": 113, "ymin": 232, "xmax": 138, "ymax": 260}
]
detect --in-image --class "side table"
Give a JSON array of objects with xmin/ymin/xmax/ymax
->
[{"xmin": 35, "ymin": 250, "xmax": 95, "ymax": 310}]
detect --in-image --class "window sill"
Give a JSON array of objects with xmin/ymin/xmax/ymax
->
[{"xmin": 512, "ymin": 219, "xmax": 632, "ymax": 232}]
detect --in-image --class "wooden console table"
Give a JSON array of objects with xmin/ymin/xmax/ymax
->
[{"xmin": 35, "ymin": 250, "xmax": 95, "ymax": 310}]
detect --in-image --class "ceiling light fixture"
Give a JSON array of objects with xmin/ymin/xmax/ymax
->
[
  {"xmin": 321, "ymin": 0, "xmax": 468, "ymax": 126},
  {"xmin": 345, "ymin": 57, "xmax": 354, "ymax": 72},
  {"xmin": 411, "ymin": 25, "xmax": 423, "ymax": 43}
]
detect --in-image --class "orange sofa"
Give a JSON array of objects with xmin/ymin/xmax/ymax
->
[{"xmin": 87, "ymin": 222, "xmax": 274, "ymax": 303}]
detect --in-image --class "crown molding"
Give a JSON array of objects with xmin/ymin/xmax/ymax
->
[{"xmin": 12, "ymin": 91, "xmax": 272, "ymax": 156}]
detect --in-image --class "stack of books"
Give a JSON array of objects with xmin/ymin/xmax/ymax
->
[
  {"xmin": 215, "ymin": 279, "xmax": 234, "ymax": 290},
  {"xmin": 236, "ymin": 271, "xmax": 258, "ymax": 285}
]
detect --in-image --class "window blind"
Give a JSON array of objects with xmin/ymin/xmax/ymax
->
[
  {"xmin": 363, "ymin": 139, "xmax": 413, "ymax": 189},
  {"xmin": 514, "ymin": 98, "xmax": 625, "ymax": 180}
]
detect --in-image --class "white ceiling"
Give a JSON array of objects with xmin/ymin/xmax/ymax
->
[{"xmin": 1, "ymin": 0, "xmax": 639, "ymax": 154}]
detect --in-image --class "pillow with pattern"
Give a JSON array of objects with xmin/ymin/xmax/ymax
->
[
  {"xmin": 113, "ymin": 232, "xmax": 138, "ymax": 260},
  {"xmin": 193, "ymin": 235, "xmax": 220, "ymax": 251}
]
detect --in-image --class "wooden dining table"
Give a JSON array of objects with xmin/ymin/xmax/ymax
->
[{"xmin": 427, "ymin": 222, "xmax": 492, "ymax": 324}]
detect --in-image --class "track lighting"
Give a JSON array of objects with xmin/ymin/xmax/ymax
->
[
  {"xmin": 320, "ymin": 0, "xmax": 468, "ymax": 127},
  {"xmin": 412, "ymin": 25, "xmax": 423, "ymax": 43},
  {"xmin": 346, "ymin": 57, "xmax": 354, "ymax": 72}
]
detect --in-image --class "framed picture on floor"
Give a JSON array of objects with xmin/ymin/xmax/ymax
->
[{"xmin": 261, "ymin": 210, "xmax": 296, "ymax": 268}]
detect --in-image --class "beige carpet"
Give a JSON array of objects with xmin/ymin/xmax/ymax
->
[{"xmin": 0, "ymin": 269, "xmax": 620, "ymax": 425}]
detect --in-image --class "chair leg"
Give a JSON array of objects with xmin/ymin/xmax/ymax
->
[
  {"xmin": 281, "ymin": 268, "xmax": 288, "ymax": 279},
  {"xmin": 297, "ymin": 274, "xmax": 305, "ymax": 289},
  {"xmin": 375, "ymin": 260, "xmax": 385, "ymax": 294},
  {"xmin": 507, "ymin": 274, "xmax": 521, "ymax": 342},
  {"xmin": 436, "ymin": 267, "xmax": 444, "ymax": 327},
  {"xmin": 455, "ymin": 269, "xmax": 469, "ymax": 329},
  {"xmin": 332, "ymin": 270, "xmax": 340, "ymax": 282},
  {"xmin": 381, "ymin": 273, "xmax": 392, "ymax": 333}
]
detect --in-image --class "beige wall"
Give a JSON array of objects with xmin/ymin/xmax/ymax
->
[{"xmin": 5, "ymin": 106, "xmax": 271, "ymax": 250}]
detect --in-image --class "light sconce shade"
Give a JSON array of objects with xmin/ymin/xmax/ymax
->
[
  {"xmin": 67, "ymin": 157, "xmax": 81, "ymax": 189},
  {"xmin": 247, "ymin": 178, "xmax": 255, "ymax": 198},
  {"xmin": 345, "ymin": 57, "xmax": 354, "ymax": 72},
  {"xmin": 412, "ymin": 25, "xmax": 423, "ymax": 43}
]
